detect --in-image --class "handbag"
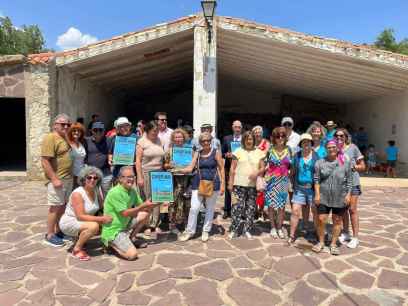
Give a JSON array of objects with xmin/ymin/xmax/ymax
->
[{"xmin": 197, "ymin": 152, "xmax": 217, "ymax": 197}]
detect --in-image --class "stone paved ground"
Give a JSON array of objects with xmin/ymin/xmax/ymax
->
[{"xmin": 0, "ymin": 181, "xmax": 408, "ymax": 306}]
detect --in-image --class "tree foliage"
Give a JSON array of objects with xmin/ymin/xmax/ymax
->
[
  {"xmin": 374, "ymin": 28, "xmax": 408, "ymax": 55},
  {"xmin": 0, "ymin": 16, "xmax": 46, "ymax": 55}
]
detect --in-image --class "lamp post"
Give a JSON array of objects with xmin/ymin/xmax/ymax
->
[{"xmin": 201, "ymin": 0, "xmax": 217, "ymax": 44}]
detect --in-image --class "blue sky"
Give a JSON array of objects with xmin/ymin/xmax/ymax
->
[{"xmin": 1, "ymin": 0, "xmax": 408, "ymax": 50}]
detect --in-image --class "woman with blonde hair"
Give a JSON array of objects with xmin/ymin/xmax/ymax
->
[
  {"xmin": 178, "ymin": 132, "xmax": 225, "ymax": 242},
  {"xmin": 163, "ymin": 128, "xmax": 193, "ymax": 234}
]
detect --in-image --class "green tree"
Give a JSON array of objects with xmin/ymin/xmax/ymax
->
[
  {"xmin": 374, "ymin": 28, "xmax": 408, "ymax": 55},
  {"xmin": 0, "ymin": 15, "xmax": 46, "ymax": 55}
]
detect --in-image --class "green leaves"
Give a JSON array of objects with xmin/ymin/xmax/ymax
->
[
  {"xmin": 0, "ymin": 15, "xmax": 46, "ymax": 55},
  {"xmin": 374, "ymin": 28, "xmax": 408, "ymax": 56}
]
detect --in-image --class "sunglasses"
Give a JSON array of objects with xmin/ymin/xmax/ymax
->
[
  {"xmin": 274, "ymin": 134, "xmax": 286, "ymax": 139},
  {"xmin": 283, "ymin": 123, "xmax": 292, "ymax": 127},
  {"xmin": 122, "ymin": 175, "xmax": 135, "ymax": 179},
  {"xmin": 72, "ymin": 129, "xmax": 81, "ymax": 134},
  {"xmin": 92, "ymin": 128, "xmax": 104, "ymax": 133},
  {"xmin": 335, "ymin": 134, "xmax": 345, "ymax": 138},
  {"xmin": 86, "ymin": 175, "xmax": 98, "ymax": 181},
  {"xmin": 56, "ymin": 122, "xmax": 71, "ymax": 127},
  {"xmin": 158, "ymin": 118, "xmax": 167, "ymax": 122},
  {"xmin": 137, "ymin": 124, "xmax": 143, "ymax": 128}
]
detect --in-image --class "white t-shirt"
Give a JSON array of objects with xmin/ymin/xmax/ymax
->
[
  {"xmin": 71, "ymin": 143, "xmax": 86, "ymax": 176},
  {"xmin": 287, "ymin": 131, "xmax": 301, "ymax": 153},
  {"xmin": 158, "ymin": 128, "xmax": 173, "ymax": 153}
]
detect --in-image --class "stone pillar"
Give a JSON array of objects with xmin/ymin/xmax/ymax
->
[
  {"xmin": 25, "ymin": 61, "xmax": 57, "ymax": 179},
  {"xmin": 193, "ymin": 20, "xmax": 217, "ymax": 137}
]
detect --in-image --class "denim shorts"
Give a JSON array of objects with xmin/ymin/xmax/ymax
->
[
  {"xmin": 292, "ymin": 187, "xmax": 314, "ymax": 205},
  {"xmin": 351, "ymin": 185, "xmax": 362, "ymax": 196}
]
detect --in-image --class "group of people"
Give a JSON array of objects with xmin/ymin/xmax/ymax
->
[{"xmin": 42, "ymin": 111, "xmax": 372, "ymax": 261}]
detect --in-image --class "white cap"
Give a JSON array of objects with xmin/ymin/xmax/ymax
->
[
  {"xmin": 281, "ymin": 117, "xmax": 294, "ymax": 126},
  {"xmin": 116, "ymin": 117, "xmax": 131, "ymax": 127}
]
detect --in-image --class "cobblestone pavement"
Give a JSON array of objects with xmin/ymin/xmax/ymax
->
[{"xmin": 0, "ymin": 181, "xmax": 408, "ymax": 306}]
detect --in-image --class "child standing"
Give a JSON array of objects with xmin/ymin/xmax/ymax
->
[
  {"xmin": 366, "ymin": 144, "xmax": 377, "ymax": 174},
  {"xmin": 385, "ymin": 140, "xmax": 398, "ymax": 178}
]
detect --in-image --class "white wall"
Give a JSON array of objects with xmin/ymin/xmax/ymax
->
[
  {"xmin": 347, "ymin": 90, "xmax": 408, "ymax": 163},
  {"xmin": 57, "ymin": 68, "xmax": 125, "ymax": 127}
]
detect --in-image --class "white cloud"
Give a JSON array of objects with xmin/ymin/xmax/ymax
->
[
  {"xmin": 56, "ymin": 27, "xmax": 98, "ymax": 50},
  {"xmin": 0, "ymin": 11, "xmax": 5, "ymax": 18}
]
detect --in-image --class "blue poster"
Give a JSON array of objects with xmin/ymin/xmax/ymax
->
[
  {"xmin": 113, "ymin": 136, "xmax": 137, "ymax": 165},
  {"xmin": 172, "ymin": 146, "xmax": 193, "ymax": 167},
  {"xmin": 230, "ymin": 141, "xmax": 241, "ymax": 153},
  {"xmin": 150, "ymin": 171, "xmax": 174, "ymax": 203}
]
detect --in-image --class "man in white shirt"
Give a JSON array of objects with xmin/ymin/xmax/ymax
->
[
  {"xmin": 155, "ymin": 112, "xmax": 173, "ymax": 152},
  {"xmin": 191, "ymin": 123, "xmax": 221, "ymax": 151},
  {"xmin": 282, "ymin": 117, "xmax": 300, "ymax": 153}
]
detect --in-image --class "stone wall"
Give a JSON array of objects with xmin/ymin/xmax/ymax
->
[
  {"xmin": 25, "ymin": 62, "xmax": 57, "ymax": 179},
  {"xmin": 0, "ymin": 63, "xmax": 25, "ymax": 98}
]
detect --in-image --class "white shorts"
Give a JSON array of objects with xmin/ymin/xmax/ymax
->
[{"xmin": 47, "ymin": 178, "xmax": 73, "ymax": 206}]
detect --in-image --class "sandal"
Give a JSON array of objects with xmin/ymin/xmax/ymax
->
[
  {"xmin": 330, "ymin": 245, "xmax": 340, "ymax": 256},
  {"xmin": 72, "ymin": 249, "xmax": 90, "ymax": 261},
  {"xmin": 312, "ymin": 242, "xmax": 324, "ymax": 253},
  {"xmin": 287, "ymin": 236, "xmax": 296, "ymax": 246}
]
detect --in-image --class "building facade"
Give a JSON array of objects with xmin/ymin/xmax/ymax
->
[{"xmin": 1, "ymin": 15, "xmax": 408, "ymax": 179}]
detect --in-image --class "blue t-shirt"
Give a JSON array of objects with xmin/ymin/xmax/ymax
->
[
  {"xmin": 325, "ymin": 129, "xmax": 336, "ymax": 142},
  {"xmin": 386, "ymin": 146, "xmax": 398, "ymax": 161},
  {"xmin": 314, "ymin": 144, "xmax": 327, "ymax": 160},
  {"xmin": 297, "ymin": 157, "xmax": 314, "ymax": 185}
]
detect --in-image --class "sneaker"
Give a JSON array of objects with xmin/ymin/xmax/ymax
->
[
  {"xmin": 44, "ymin": 234, "xmax": 65, "ymax": 247},
  {"xmin": 270, "ymin": 228, "xmax": 278, "ymax": 239},
  {"xmin": 170, "ymin": 227, "xmax": 180, "ymax": 235},
  {"xmin": 179, "ymin": 232, "xmax": 192, "ymax": 242},
  {"xmin": 56, "ymin": 231, "xmax": 74, "ymax": 242},
  {"xmin": 338, "ymin": 233, "xmax": 351, "ymax": 245},
  {"xmin": 245, "ymin": 231, "xmax": 253, "ymax": 240},
  {"xmin": 277, "ymin": 229, "xmax": 285, "ymax": 239},
  {"xmin": 347, "ymin": 237, "xmax": 359, "ymax": 249},
  {"xmin": 228, "ymin": 232, "xmax": 237, "ymax": 240},
  {"xmin": 201, "ymin": 232, "xmax": 209, "ymax": 242}
]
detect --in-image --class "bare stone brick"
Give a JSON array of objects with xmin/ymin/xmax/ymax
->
[
  {"xmin": 67, "ymin": 268, "xmax": 104, "ymax": 286},
  {"xmin": 177, "ymin": 279, "xmax": 223, "ymax": 306},
  {"xmin": 340, "ymin": 271, "xmax": 375, "ymax": 289},
  {"xmin": 194, "ymin": 260, "xmax": 233, "ymax": 281},
  {"xmin": 137, "ymin": 268, "xmax": 168, "ymax": 286},
  {"xmin": 55, "ymin": 276, "xmax": 86, "ymax": 295},
  {"xmin": 88, "ymin": 277, "xmax": 116, "ymax": 303},
  {"xmin": 157, "ymin": 253, "xmax": 207, "ymax": 269},
  {"xmin": 0, "ymin": 289, "xmax": 27, "ymax": 306},
  {"xmin": 118, "ymin": 254, "xmax": 154, "ymax": 273},
  {"xmin": 378, "ymin": 269, "xmax": 408, "ymax": 290},
  {"xmin": 117, "ymin": 291, "xmax": 151, "ymax": 305},
  {"xmin": 116, "ymin": 273, "xmax": 135, "ymax": 293},
  {"xmin": 227, "ymin": 279, "xmax": 281, "ymax": 306},
  {"xmin": 143, "ymin": 279, "xmax": 176, "ymax": 297},
  {"xmin": 289, "ymin": 281, "xmax": 329, "ymax": 306}
]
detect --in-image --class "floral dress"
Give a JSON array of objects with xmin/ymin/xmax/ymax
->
[{"xmin": 264, "ymin": 146, "xmax": 293, "ymax": 209}]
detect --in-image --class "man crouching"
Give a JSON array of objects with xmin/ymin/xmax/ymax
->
[{"xmin": 101, "ymin": 166, "xmax": 154, "ymax": 260}]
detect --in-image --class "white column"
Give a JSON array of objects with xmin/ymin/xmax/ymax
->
[{"xmin": 193, "ymin": 20, "xmax": 217, "ymax": 137}]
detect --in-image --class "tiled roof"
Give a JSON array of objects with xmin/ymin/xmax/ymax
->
[
  {"xmin": 27, "ymin": 52, "xmax": 55, "ymax": 64},
  {"xmin": 24, "ymin": 15, "xmax": 408, "ymax": 66},
  {"xmin": 219, "ymin": 16, "xmax": 407, "ymax": 57}
]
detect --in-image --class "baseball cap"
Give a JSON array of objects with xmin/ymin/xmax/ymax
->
[
  {"xmin": 92, "ymin": 122, "xmax": 105, "ymax": 130},
  {"xmin": 281, "ymin": 117, "xmax": 294, "ymax": 126},
  {"xmin": 116, "ymin": 117, "xmax": 131, "ymax": 127},
  {"xmin": 183, "ymin": 125, "xmax": 194, "ymax": 132}
]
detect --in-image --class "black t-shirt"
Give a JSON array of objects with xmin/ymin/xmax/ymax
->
[{"xmin": 84, "ymin": 136, "xmax": 111, "ymax": 170}]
